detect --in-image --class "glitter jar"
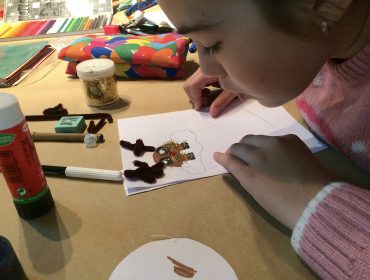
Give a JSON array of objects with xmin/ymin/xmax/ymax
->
[{"xmin": 76, "ymin": 59, "xmax": 119, "ymax": 107}]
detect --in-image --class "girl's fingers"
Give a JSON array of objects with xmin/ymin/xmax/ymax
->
[
  {"xmin": 213, "ymin": 151, "xmax": 257, "ymax": 187},
  {"xmin": 183, "ymin": 70, "xmax": 218, "ymax": 110},
  {"xmin": 226, "ymin": 142, "xmax": 263, "ymax": 166},
  {"xmin": 183, "ymin": 79, "xmax": 203, "ymax": 110},
  {"xmin": 214, "ymin": 152, "xmax": 255, "ymax": 176},
  {"xmin": 210, "ymin": 91, "xmax": 239, "ymax": 117},
  {"xmin": 187, "ymin": 86, "xmax": 204, "ymax": 110},
  {"xmin": 239, "ymin": 134, "xmax": 273, "ymax": 148},
  {"xmin": 240, "ymin": 134, "xmax": 311, "ymax": 154}
]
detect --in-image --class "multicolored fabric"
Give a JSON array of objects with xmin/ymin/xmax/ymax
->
[
  {"xmin": 58, "ymin": 32, "xmax": 190, "ymax": 79},
  {"xmin": 65, "ymin": 60, "xmax": 184, "ymax": 79}
]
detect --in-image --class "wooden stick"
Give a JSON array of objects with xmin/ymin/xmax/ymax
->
[{"xmin": 32, "ymin": 132, "xmax": 104, "ymax": 143}]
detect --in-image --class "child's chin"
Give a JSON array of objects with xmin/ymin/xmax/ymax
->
[{"xmin": 258, "ymin": 98, "xmax": 288, "ymax": 108}]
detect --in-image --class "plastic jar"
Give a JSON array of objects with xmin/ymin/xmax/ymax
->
[
  {"xmin": 76, "ymin": 59, "xmax": 119, "ymax": 107},
  {"xmin": 0, "ymin": 93, "xmax": 54, "ymax": 219}
]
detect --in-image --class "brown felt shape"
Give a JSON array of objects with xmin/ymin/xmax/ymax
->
[
  {"xmin": 120, "ymin": 139, "xmax": 155, "ymax": 156},
  {"xmin": 123, "ymin": 161, "xmax": 165, "ymax": 184},
  {"xmin": 43, "ymin": 103, "xmax": 68, "ymax": 116}
]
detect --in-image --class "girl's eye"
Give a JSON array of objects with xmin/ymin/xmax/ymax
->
[{"xmin": 203, "ymin": 41, "xmax": 222, "ymax": 56}]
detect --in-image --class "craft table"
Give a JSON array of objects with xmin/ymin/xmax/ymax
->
[{"xmin": 0, "ymin": 40, "xmax": 369, "ymax": 280}]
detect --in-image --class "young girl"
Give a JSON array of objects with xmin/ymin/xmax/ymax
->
[{"xmin": 158, "ymin": 0, "xmax": 370, "ymax": 279}]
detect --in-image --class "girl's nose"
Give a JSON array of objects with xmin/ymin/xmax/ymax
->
[{"xmin": 198, "ymin": 49, "xmax": 226, "ymax": 78}]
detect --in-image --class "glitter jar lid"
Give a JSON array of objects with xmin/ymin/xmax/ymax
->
[{"xmin": 76, "ymin": 59, "xmax": 116, "ymax": 80}]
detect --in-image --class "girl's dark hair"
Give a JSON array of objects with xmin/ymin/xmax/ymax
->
[{"xmin": 251, "ymin": 0, "xmax": 318, "ymax": 38}]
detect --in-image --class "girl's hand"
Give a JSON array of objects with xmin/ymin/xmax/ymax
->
[
  {"xmin": 184, "ymin": 68, "xmax": 244, "ymax": 117},
  {"xmin": 214, "ymin": 134, "xmax": 334, "ymax": 230}
]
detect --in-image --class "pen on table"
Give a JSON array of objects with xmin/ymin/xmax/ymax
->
[
  {"xmin": 42, "ymin": 165, "xmax": 124, "ymax": 182},
  {"xmin": 32, "ymin": 132, "xmax": 105, "ymax": 143},
  {"xmin": 121, "ymin": 27, "xmax": 148, "ymax": 35}
]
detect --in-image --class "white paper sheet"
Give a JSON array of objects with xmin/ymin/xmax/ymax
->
[
  {"xmin": 109, "ymin": 238, "xmax": 238, "ymax": 280},
  {"xmin": 118, "ymin": 100, "xmax": 326, "ymax": 195},
  {"xmin": 144, "ymin": 10, "xmax": 175, "ymax": 28}
]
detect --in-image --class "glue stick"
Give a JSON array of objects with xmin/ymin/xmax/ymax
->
[{"xmin": 0, "ymin": 93, "xmax": 54, "ymax": 219}]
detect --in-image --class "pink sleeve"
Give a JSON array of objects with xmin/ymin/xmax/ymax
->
[{"xmin": 291, "ymin": 182, "xmax": 370, "ymax": 280}]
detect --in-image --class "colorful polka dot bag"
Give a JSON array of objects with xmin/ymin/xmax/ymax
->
[{"xmin": 58, "ymin": 32, "xmax": 190, "ymax": 79}]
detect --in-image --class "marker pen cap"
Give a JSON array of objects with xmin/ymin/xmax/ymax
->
[{"xmin": 0, "ymin": 93, "xmax": 54, "ymax": 219}]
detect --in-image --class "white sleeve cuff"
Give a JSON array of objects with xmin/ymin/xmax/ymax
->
[{"xmin": 291, "ymin": 182, "xmax": 343, "ymax": 253}]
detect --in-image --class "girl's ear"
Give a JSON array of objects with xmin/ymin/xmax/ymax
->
[{"xmin": 312, "ymin": 0, "xmax": 354, "ymax": 22}]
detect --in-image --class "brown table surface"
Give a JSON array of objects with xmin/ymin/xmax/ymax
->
[{"xmin": 0, "ymin": 38, "xmax": 369, "ymax": 280}]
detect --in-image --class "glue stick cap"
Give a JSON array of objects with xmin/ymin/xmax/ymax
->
[
  {"xmin": 0, "ymin": 93, "xmax": 24, "ymax": 131},
  {"xmin": 76, "ymin": 59, "xmax": 116, "ymax": 80}
]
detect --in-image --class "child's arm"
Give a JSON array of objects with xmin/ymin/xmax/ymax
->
[
  {"xmin": 214, "ymin": 134, "xmax": 370, "ymax": 279},
  {"xmin": 291, "ymin": 182, "xmax": 370, "ymax": 280},
  {"xmin": 213, "ymin": 134, "xmax": 334, "ymax": 230}
]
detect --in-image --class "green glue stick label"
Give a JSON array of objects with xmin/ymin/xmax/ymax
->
[{"xmin": 0, "ymin": 134, "xmax": 15, "ymax": 147}]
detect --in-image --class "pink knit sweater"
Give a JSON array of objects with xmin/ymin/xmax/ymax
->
[{"xmin": 293, "ymin": 44, "xmax": 370, "ymax": 279}]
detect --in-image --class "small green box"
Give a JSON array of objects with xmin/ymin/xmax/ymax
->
[{"xmin": 55, "ymin": 116, "xmax": 86, "ymax": 133}]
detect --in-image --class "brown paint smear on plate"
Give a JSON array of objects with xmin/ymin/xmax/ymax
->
[{"xmin": 167, "ymin": 256, "xmax": 197, "ymax": 278}]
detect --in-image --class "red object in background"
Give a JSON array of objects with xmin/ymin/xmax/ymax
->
[
  {"xmin": 19, "ymin": 21, "xmax": 43, "ymax": 37},
  {"xmin": 0, "ymin": 9, "xmax": 4, "ymax": 19},
  {"xmin": 104, "ymin": 25, "xmax": 120, "ymax": 35}
]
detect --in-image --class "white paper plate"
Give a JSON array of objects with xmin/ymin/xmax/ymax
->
[{"xmin": 109, "ymin": 238, "xmax": 238, "ymax": 280}]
